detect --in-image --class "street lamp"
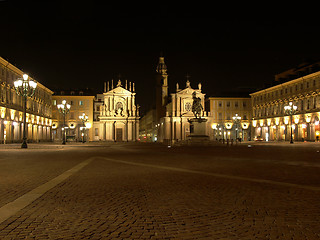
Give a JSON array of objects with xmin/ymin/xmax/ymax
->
[
  {"xmin": 57, "ymin": 100, "xmax": 71, "ymax": 145},
  {"xmin": 232, "ymin": 113, "xmax": 241, "ymax": 141},
  {"xmin": 14, "ymin": 74, "xmax": 37, "ymax": 148},
  {"xmin": 79, "ymin": 113, "xmax": 88, "ymax": 143},
  {"xmin": 284, "ymin": 101, "xmax": 298, "ymax": 144}
]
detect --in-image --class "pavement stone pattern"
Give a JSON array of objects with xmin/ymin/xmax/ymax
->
[{"xmin": 0, "ymin": 143, "xmax": 319, "ymax": 239}]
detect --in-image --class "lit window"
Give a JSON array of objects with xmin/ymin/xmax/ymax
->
[
  {"xmin": 79, "ymin": 100, "xmax": 84, "ymax": 106},
  {"xmin": 53, "ymin": 100, "xmax": 57, "ymax": 105}
]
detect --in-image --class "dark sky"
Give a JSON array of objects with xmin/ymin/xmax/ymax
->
[{"xmin": 1, "ymin": 1, "xmax": 320, "ymax": 114}]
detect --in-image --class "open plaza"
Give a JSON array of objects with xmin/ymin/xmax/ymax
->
[{"xmin": 0, "ymin": 141, "xmax": 319, "ymax": 239}]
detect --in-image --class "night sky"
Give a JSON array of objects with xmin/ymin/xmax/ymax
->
[{"xmin": 1, "ymin": 2, "xmax": 320, "ymax": 114}]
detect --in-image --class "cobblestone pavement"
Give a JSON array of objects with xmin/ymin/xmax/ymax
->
[{"xmin": 0, "ymin": 142, "xmax": 320, "ymax": 239}]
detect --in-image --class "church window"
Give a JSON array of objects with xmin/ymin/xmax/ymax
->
[
  {"xmin": 116, "ymin": 102, "xmax": 123, "ymax": 113},
  {"xmin": 185, "ymin": 102, "xmax": 192, "ymax": 112},
  {"xmin": 116, "ymin": 102, "xmax": 123, "ymax": 109}
]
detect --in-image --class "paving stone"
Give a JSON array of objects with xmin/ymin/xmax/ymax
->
[{"xmin": 0, "ymin": 143, "xmax": 319, "ymax": 239}]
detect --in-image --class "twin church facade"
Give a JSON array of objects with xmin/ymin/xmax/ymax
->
[{"xmin": 2, "ymin": 54, "xmax": 319, "ymax": 144}]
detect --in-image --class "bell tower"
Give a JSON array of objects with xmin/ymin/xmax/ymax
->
[{"xmin": 156, "ymin": 55, "xmax": 168, "ymax": 121}]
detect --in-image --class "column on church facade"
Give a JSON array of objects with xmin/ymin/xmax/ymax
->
[
  {"xmin": 176, "ymin": 96, "xmax": 180, "ymax": 117},
  {"xmin": 172, "ymin": 95, "xmax": 176, "ymax": 117}
]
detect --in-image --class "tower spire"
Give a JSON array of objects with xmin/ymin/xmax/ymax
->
[
  {"xmin": 156, "ymin": 55, "xmax": 167, "ymax": 75},
  {"xmin": 155, "ymin": 54, "xmax": 168, "ymax": 121}
]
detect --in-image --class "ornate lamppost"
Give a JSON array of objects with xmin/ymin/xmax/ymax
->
[
  {"xmin": 14, "ymin": 74, "xmax": 37, "ymax": 148},
  {"xmin": 284, "ymin": 101, "xmax": 297, "ymax": 144},
  {"xmin": 79, "ymin": 113, "xmax": 88, "ymax": 143},
  {"xmin": 57, "ymin": 100, "xmax": 71, "ymax": 145},
  {"xmin": 232, "ymin": 113, "xmax": 241, "ymax": 141}
]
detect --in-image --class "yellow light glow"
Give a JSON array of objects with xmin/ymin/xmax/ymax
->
[
  {"xmin": 259, "ymin": 120, "xmax": 264, "ymax": 126},
  {"xmin": 242, "ymin": 122, "xmax": 249, "ymax": 129},
  {"xmin": 252, "ymin": 120, "xmax": 257, "ymax": 127},
  {"xmin": 267, "ymin": 119, "xmax": 271, "ymax": 126},
  {"xmin": 10, "ymin": 110, "xmax": 15, "ymax": 120},
  {"xmin": 284, "ymin": 117, "xmax": 289, "ymax": 125},
  {"xmin": 85, "ymin": 122, "xmax": 92, "ymax": 129},
  {"xmin": 306, "ymin": 115, "xmax": 311, "ymax": 123}
]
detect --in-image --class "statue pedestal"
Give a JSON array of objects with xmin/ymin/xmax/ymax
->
[{"xmin": 187, "ymin": 118, "xmax": 209, "ymax": 144}]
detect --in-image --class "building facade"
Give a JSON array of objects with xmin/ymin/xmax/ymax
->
[
  {"xmin": 157, "ymin": 79, "xmax": 210, "ymax": 143},
  {"xmin": 207, "ymin": 97, "xmax": 252, "ymax": 141},
  {"xmin": 52, "ymin": 90, "xmax": 94, "ymax": 142},
  {"xmin": 251, "ymin": 70, "xmax": 320, "ymax": 142},
  {"xmin": 140, "ymin": 56, "xmax": 212, "ymax": 143},
  {"xmin": 139, "ymin": 109, "xmax": 156, "ymax": 142},
  {"xmin": 93, "ymin": 79, "xmax": 139, "ymax": 141},
  {"xmin": 0, "ymin": 57, "xmax": 53, "ymax": 143}
]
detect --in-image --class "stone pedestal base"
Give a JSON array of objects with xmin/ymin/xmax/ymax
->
[{"xmin": 187, "ymin": 118, "xmax": 209, "ymax": 144}]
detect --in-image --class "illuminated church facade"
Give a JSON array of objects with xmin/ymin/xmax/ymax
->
[
  {"xmin": 140, "ymin": 56, "xmax": 212, "ymax": 143},
  {"xmin": 93, "ymin": 79, "xmax": 139, "ymax": 141}
]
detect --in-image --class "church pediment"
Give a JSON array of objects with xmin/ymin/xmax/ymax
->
[
  {"xmin": 178, "ymin": 87, "xmax": 195, "ymax": 95},
  {"xmin": 106, "ymin": 86, "xmax": 132, "ymax": 95}
]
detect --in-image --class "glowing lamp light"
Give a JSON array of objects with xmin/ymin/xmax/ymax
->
[
  {"xmin": 29, "ymin": 80, "xmax": 37, "ymax": 89},
  {"xmin": 252, "ymin": 120, "xmax": 257, "ymax": 127},
  {"xmin": 302, "ymin": 124, "xmax": 307, "ymax": 129},
  {"xmin": 259, "ymin": 120, "xmax": 264, "ymax": 126},
  {"xmin": 284, "ymin": 117, "xmax": 289, "ymax": 125},
  {"xmin": 294, "ymin": 117, "xmax": 299, "ymax": 124},
  {"xmin": 23, "ymin": 74, "xmax": 29, "ymax": 80},
  {"xmin": 315, "ymin": 121, "xmax": 319, "ymax": 126},
  {"xmin": 225, "ymin": 122, "xmax": 232, "ymax": 129},
  {"xmin": 85, "ymin": 122, "xmax": 92, "ymax": 129},
  {"xmin": 14, "ymin": 79, "xmax": 23, "ymax": 88},
  {"xmin": 267, "ymin": 119, "xmax": 271, "ymax": 126},
  {"xmin": 305, "ymin": 115, "xmax": 311, "ymax": 123},
  {"xmin": 242, "ymin": 122, "xmax": 249, "ymax": 129},
  {"xmin": 211, "ymin": 123, "xmax": 217, "ymax": 129}
]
